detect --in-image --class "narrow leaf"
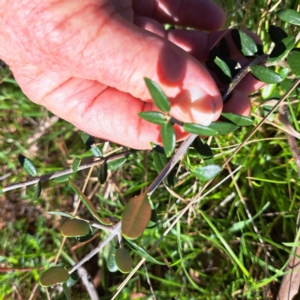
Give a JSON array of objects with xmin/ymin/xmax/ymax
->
[
  {"xmin": 125, "ymin": 239, "xmax": 166, "ymax": 265},
  {"xmin": 191, "ymin": 164, "xmax": 222, "ymax": 182},
  {"xmin": 115, "ymin": 248, "xmax": 132, "ymax": 273},
  {"xmin": 221, "ymin": 112, "xmax": 254, "ymax": 126},
  {"xmin": 60, "ymin": 219, "xmax": 90, "ymax": 237},
  {"xmin": 72, "ymin": 158, "xmax": 81, "ymax": 173},
  {"xmin": 231, "ymin": 29, "xmax": 258, "ymax": 56},
  {"xmin": 214, "ymin": 57, "xmax": 232, "ymax": 79},
  {"xmin": 287, "ymin": 51, "xmax": 300, "ymax": 77},
  {"xmin": 153, "ymin": 151, "xmax": 175, "ymax": 186},
  {"xmin": 90, "ymin": 145, "xmax": 102, "ymax": 157},
  {"xmin": 53, "ymin": 174, "xmax": 69, "ymax": 183},
  {"xmin": 65, "ymin": 272, "xmax": 79, "ymax": 288},
  {"xmin": 144, "ymin": 78, "xmax": 170, "ymax": 112},
  {"xmin": 40, "ymin": 266, "xmax": 70, "ymax": 287},
  {"xmin": 68, "ymin": 177, "xmax": 111, "ymax": 225},
  {"xmin": 107, "ymin": 246, "xmax": 119, "ymax": 272},
  {"xmin": 33, "ymin": 181, "xmax": 42, "ymax": 202},
  {"xmin": 192, "ymin": 137, "xmax": 213, "ymax": 159},
  {"xmin": 161, "ymin": 122, "xmax": 176, "ymax": 157},
  {"xmin": 250, "ymin": 65, "xmax": 283, "ymax": 84},
  {"xmin": 278, "ymin": 9, "xmax": 300, "ymax": 26},
  {"xmin": 183, "ymin": 123, "xmax": 218, "ymax": 136},
  {"xmin": 122, "ymin": 191, "xmax": 152, "ymax": 239},
  {"xmin": 107, "ymin": 157, "xmax": 127, "ymax": 170},
  {"xmin": 62, "ymin": 283, "xmax": 71, "ymax": 300},
  {"xmin": 18, "ymin": 155, "xmax": 37, "ymax": 177},
  {"xmin": 207, "ymin": 122, "xmax": 239, "ymax": 135},
  {"xmin": 98, "ymin": 161, "xmax": 108, "ymax": 184},
  {"xmin": 48, "ymin": 211, "xmax": 73, "ymax": 218},
  {"xmin": 138, "ymin": 111, "xmax": 168, "ymax": 125}
]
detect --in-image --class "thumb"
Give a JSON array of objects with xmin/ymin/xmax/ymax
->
[{"xmin": 27, "ymin": 1, "xmax": 223, "ymax": 125}]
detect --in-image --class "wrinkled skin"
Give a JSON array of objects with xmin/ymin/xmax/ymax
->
[{"xmin": 0, "ymin": 0, "xmax": 263, "ymax": 149}]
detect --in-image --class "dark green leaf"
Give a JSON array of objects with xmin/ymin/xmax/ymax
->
[
  {"xmin": 40, "ymin": 266, "xmax": 70, "ymax": 287},
  {"xmin": 207, "ymin": 122, "xmax": 239, "ymax": 135},
  {"xmin": 76, "ymin": 231, "xmax": 94, "ymax": 243},
  {"xmin": 138, "ymin": 111, "xmax": 168, "ymax": 125},
  {"xmin": 183, "ymin": 123, "xmax": 218, "ymax": 136},
  {"xmin": 268, "ymin": 25, "xmax": 288, "ymax": 43},
  {"xmin": 144, "ymin": 78, "xmax": 170, "ymax": 112},
  {"xmin": 153, "ymin": 151, "xmax": 175, "ymax": 186},
  {"xmin": 269, "ymin": 36, "xmax": 295, "ymax": 62},
  {"xmin": 115, "ymin": 247, "xmax": 132, "ymax": 273},
  {"xmin": 72, "ymin": 158, "xmax": 81, "ymax": 173},
  {"xmin": 68, "ymin": 177, "xmax": 112, "ymax": 225},
  {"xmin": 250, "ymin": 65, "xmax": 283, "ymax": 84},
  {"xmin": 151, "ymin": 143, "xmax": 165, "ymax": 154},
  {"xmin": 65, "ymin": 272, "xmax": 79, "ymax": 288},
  {"xmin": 33, "ymin": 181, "xmax": 42, "ymax": 202},
  {"xmin": 62, "ymin": 283, "xmax": 71, "ymax": 300},
  {"xmin": 278, "ymin": 9, "xmax": 300, "ymax": 26},
  {"xmin": 122, "ymin": 191, "xmax": 152, "ymax": 239},
  {"xmin": 98, "ymin": 161, "xmax": 108, "ymax": 184},
  {"xmin": 161, "ymin": 122, "xmax": 176, "ymax": 157},
  {"xmin": 18, "ymin": 154, "xmax": 37, "ymax": 177},
  {"xmin": 61, "ymin": 219, "xmax": 90, "ymax": 237},
  {"xmin": 90, "ymin": 145, "xmax": 102, "ymax": 157},
  {"xmin": 221, "ymin": 112, "xmax": 254, "ymax": 126},
  {"xmin": 231, "ymin": 29, "xmax": 258, "ymax": 56},
  {"xmin": 287, "ymin": 51, "xmax": 300, "ymax": 77},
  {"xmin": 107, "ymin": 246, "xmax": 119, "ymax": 272},
  {"xmin": 107, "ymin": 157, "xmax": 127, "ymax": 170},
  {"xmin": 191, "ymin": 164, "xmax": 222, "ymax": 182},
  {"xmin": 192, "ymin": 137, "xmax": 213, "ymax": 159},
  {"xmin": 80, "ymin": 132, "xmax": 90, "ymax": 144},
  {"xmin": 214, "ymin": 57, "xmax": 232, "ymax": 79},
  {"xmin": 125, "ymin": 239, "xmax": 166, "ymax": 265}
]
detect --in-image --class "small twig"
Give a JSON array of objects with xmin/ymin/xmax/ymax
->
[{"xmin": 77, "ymin": 267, "xmax": 99, "ymax": 300}]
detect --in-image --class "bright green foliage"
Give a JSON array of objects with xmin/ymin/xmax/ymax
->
[
  {"xmin": 207, "ymin": 121, "xmax": 239, "ymax": 135},
  {"xmin": 90, "ymin": 145, "xmax": 102, "ymax": 157},
  {"xmin": 278, "ymin": 9, "xmax": 300, "ymax": 26},
  {"xmin": 250, "ymin": 65, "xmax": 283, "ymax": 84},
  {"xmin": 72, "ymin": 158, "xmax": 81, "ymax": 173},
  {"xmin": 161, "ymin": 122, "xmax": 176, "ymax": 157},
  {"xmin": 122, "ymin": 191, "xmax": 152, "ymax": 239},
  {"xmin": 183, "ymin": 123, "xmax": 218, "ymax": 136},
  {"xmin": 287, "ymin": 51, "xmax": 300, "ymax": 77},
  {"xmin": 144, "ymin": 78, "xmax": 170, "ymax": 112},
  {"xmin": 106, "ymin": 246, "xmax": 119, "ymax": 272},
  {"xmin": 138, "ymin": 111, "xmax": 168, "ymax": 125},
  {"xmin": 190, "ymin": 164, "xmax": 222, "ymax": 182},
  {"xmin": 115, "ymin": 247, "xmax": 132, "ymax": 273},
  {"xmin": 60, "ymin": 219, "xmax": 90, "ymax": 237},
  {"xmin": 221, "ymin": 112, "xmax": 254, "ymax": 126},
  {"xmin": 231, "ymin": 29, "xmax": 258, "ymax": 56},
  {"xmin": 107, "ymin": 156, "xmax": 127, "ymax": 170},
  {"xmin": 214, "ymin": 56, "xmax": 232, "ymax": 79},
  {"xmin": 39, "ymin": 266, "xmax": 70, "ymax": 287},
  {"xmin": 18, "ymin": 154, "xmax": 37, "ymax": 177},
  {"xmin": 68, "ymin": 177, "xmax": 111, "ymax": 225}
]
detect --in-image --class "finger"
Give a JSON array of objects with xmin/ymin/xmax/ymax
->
[{"xmin": 132, "ymin": 0, "xmax": 225, "ymax": 31}]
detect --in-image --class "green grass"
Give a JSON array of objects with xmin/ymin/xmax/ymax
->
[{"xmin": 1, "ymin": 1, "xmax": 300, "ymax": 299}]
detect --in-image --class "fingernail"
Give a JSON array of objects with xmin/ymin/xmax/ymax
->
[{"xmin": 171, "ymin": 87, "xmax": 216, "ymax": 126}]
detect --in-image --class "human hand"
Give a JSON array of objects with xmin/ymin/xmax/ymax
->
[{"xmin": 0, "ymin": 0, "xmax": 263, "ymax": 149}]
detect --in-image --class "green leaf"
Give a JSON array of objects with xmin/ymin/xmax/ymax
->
[
  {"xmin": 287, "ymin": 50, "xmax": 300, "ymax": 77},
  {"xmin": 147, "ymin": 208, "xmax": 158, "ymax": 229},
  {"xmin": 221, "ymin": 112, "xmax": 254, "ymax": 126},
  {"xmin": 144, "ymin": 78, "xmax": 170, "ymax": 112},
  {"xmin": 90, "ymin": 145, "xmax": 102, "ymax": 157},
  {"xmin": 65, "ymin": 272, "xmax": 79, "ymax": 288},
  {"xmin": 98, "ymin": 161, "xmax": 108, "ymax": 184},
  {"xmin": 250, "ymin": 65, "xmax": 283, "ymax": 84},
  {"xmin": 125, "ymin": 239, "xmax": 166, "ymax": 265},
  {"xmin": 80, "ymin": 132, "xmax": 90, "ymax": 144},
  {"xmin": 33, "ymin": 181, "xmax": 42, "ymax": 202},
  {"xmin": 62, "ymin": 283, "xmax": 71, "ymax": 300},
  {"xmin": 191, "ymin": 164, "xmax": 222, "ymax": 182},
  {"xmin": 138, "ymin": 111, "xmax": 168, "ymax": 125},
  {"xmin": 68, "ymin": 177, "xmax": 111, "ymax": 225},
  {"xmin": 115, "ymin": 247, "xmax": 132, "ymax": 273},
  {"xmin": 278, "ymin": 9, "xmax": 300, "ymax": 26},
  {"xmin": 161, "ymin": 122, "xmax": 176, "ymax": 157},
  {"xmin": 231, "ymin": 29, "xmax": 258, "ymax": 56},
  {"xmin": 107, "ymin": 157, "xmax": 127, "ymax": 170},
  {"xmin": 53, "ymin": 174, "xmax": 69, "ymax": 183},
  {"xmin": 40, "ymin": 266, "xmax": 70, "ymax": 287},
  {"xmin": 207, "ymin": 122, "xmax": 239, "ymax": 135},
  {"xmin": 269, "ymin": 36, "xmax": 295, "ymax": 63},
  {"xmin": 106, "ymin": 246, "xmax": 119, "ymax": 273},
  {"xmin": 18, "ymin": 154, "xmax": 37, "ymax": 177},
  {"xmin": 122, "ymin": 191, "xmax": 152, "ymax": 239},
  {"xmin": 183, "ymin": 123, "xmax": 218, "ymax": 136},
  {"xmin": 268, "ymin": 25, "xmax": 288, "ymax": 43},
  {"xmin": 192, "ymin": 137, "xmax": 213, "ymax": 159},
  {"xmin": 72, "ymin": 158, "xmax": 81, "ymax": 173},
  {"xmin": 60, "ymin": 219, "xmax": 90, "ymax": 237},
  {"xmin": 214, "ymin": 57, "xmax": 232, "ymax": 79},
  {"xmin": 153, "ymin": 151, "xmax": 175, "ymax": 186},
  {"xmin": 48, "ymin": 211, "xmax": 74, "ymax": 218}
]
